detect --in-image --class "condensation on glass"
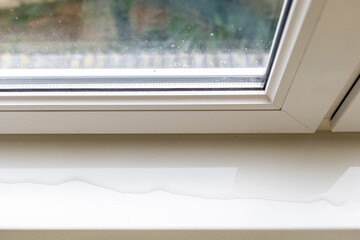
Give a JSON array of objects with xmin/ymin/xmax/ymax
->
[{"xmin": 0, "ymin": 0, "xmax": 287, "ymax": 90}]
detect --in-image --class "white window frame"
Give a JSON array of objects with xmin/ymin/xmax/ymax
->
[{"xmin": 0, "ymin": 0, "xmax": 359, "ymax": 133}]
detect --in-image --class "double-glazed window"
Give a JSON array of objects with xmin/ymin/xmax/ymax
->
[
  {"xmin": 0, "ymin": 0, "xmax": 288, "ymax": 91},
  {"xmin": 0, "ymin": 0, "xmax": 358, "ymax": 134}
]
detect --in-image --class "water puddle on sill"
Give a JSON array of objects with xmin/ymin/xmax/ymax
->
[{"xmin": 0, "ymin": 167, "xmax": 360, "ymax": 207}]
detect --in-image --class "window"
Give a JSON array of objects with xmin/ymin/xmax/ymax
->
[
  {"xmin": 0, "ymin": 0, "xmax": 288, "ymax": 91},
  {"xmin": 0, "ymin": 0, "xmax": 359, "ymax": 133}
]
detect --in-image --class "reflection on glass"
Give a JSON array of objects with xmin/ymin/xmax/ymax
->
[{"xmin": 0, "ymin": 0, "xmax": 285, "ymax": 69}]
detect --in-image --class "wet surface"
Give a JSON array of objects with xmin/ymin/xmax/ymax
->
[{"xmin": 0, "ymin": 134, "xmax": 359, "ymax": 229}]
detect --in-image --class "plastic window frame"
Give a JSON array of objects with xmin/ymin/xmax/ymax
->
[{"xmin": 0, "ymin": 0, "xmax": 358, "ymax": 133}]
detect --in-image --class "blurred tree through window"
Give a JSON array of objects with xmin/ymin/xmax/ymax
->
[{"xmin": 0, "ymin": 0, "xmax": 284, "ymax": 69}]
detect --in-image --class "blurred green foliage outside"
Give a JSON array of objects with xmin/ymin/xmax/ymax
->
[{"xmin": 0, "ymin": 0, "xmax": 284, "ymax": 53}]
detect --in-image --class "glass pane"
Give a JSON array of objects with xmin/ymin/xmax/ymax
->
[{"xmin": 0, "ymin": 0, "xmax": 288, "ymax": 90}]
